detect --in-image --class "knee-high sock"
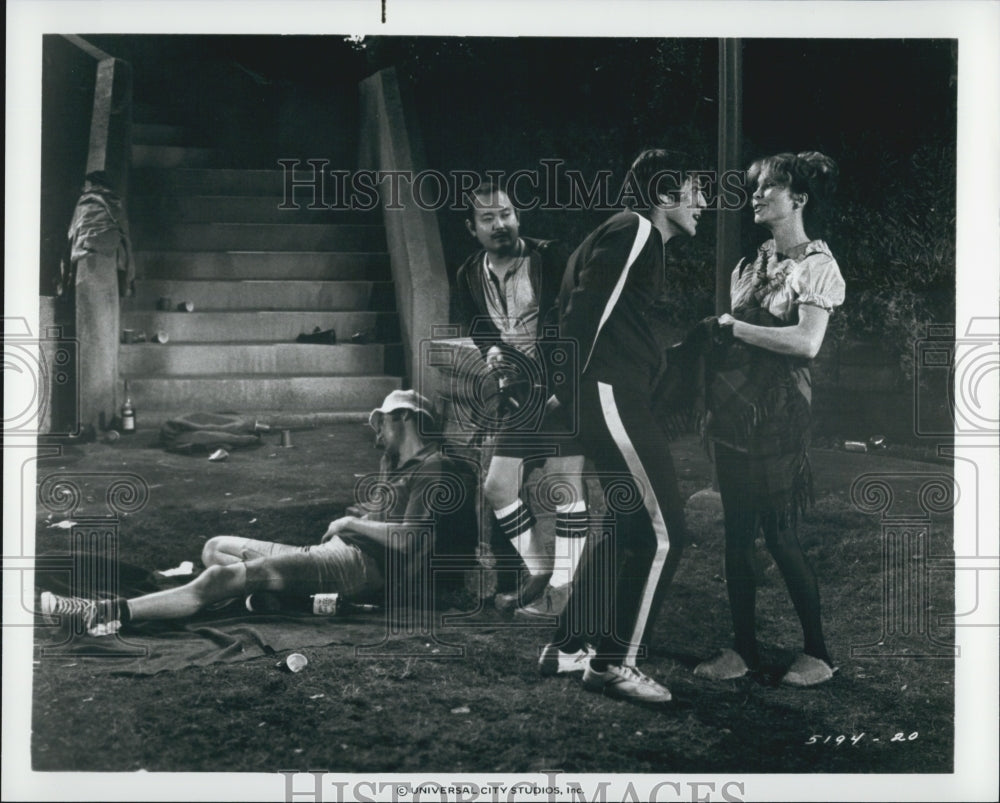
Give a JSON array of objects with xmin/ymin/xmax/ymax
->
[
  {"xmin": 552, "ymin": 500, "xmax": 588, "ymax": 587},
  {"xmin": 494, "ymin": 499, "xmax": 548, "ymax": 575}
]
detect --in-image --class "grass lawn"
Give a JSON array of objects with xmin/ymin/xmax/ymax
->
[{"xmin": 30, "ymin": 472, "xmax": 955, "ymax": 776}]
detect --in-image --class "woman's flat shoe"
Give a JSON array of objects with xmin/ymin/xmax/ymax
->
[
  {"xmin": 694, "ymin": 648, "xmax": 750, "ymax": 680},
  {"xmin": 781, "ymin": 653, "xmax": 836, "ymax": 687}
]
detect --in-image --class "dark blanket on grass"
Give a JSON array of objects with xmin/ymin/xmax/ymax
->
[
  {"xmin": 40, "ymin": 609, "xmax": 447, "ymax": 675},
  {"xmin": 36, "ymin": 554, "xmax": 485, "ymax": 676}
]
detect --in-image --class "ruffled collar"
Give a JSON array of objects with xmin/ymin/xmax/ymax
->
[
  {"xmin": 750, "ymin": 239, "xmax": 829, "ymax": 303},
  {"xmin": 758, "ymin": 238, "xmax": 831, "ymax": 263}
]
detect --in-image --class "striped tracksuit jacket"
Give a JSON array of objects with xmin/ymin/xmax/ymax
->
[{"xmin": 552, "ymin": 210, "xmax": 687, "ymax": 665}]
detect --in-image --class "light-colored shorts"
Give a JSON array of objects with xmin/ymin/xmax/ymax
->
[{"xmin": 232, "ymin": 535, "xmax": 384, "ymax": 599}]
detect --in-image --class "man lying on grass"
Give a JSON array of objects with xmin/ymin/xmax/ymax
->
[{"xmin": 41, "ymin": 390, "xmax": 478, "ymax": 635}]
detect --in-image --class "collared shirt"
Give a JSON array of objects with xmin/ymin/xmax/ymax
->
[{"xmin": 481, "ymin": 244, "xmax": 539, "ymax": 358}]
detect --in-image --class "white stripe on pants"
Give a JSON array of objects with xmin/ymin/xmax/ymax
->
[{"xmin": 597, "ymin": 381, "xmax": 672, "ymax": 666}]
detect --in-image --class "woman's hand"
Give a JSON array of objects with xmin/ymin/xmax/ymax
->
[
  {"xmin": 320, "ymin": 516, "xmax": 356, "ymax": 543},
  {"xmin": 718, "ymin": 313, "xmax": 736, "ymax": 328}
]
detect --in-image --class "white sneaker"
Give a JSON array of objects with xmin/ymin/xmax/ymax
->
[
  {"xmin": 538, "ymin": 643, "xmax": 595, "ymax": 676},
  {"xmin": 582, "ymin": 662, "xmax": 673, "ymax": 703},
  {"xmin": 40, "ymin": 591, "xmax": 120, "ymax": 637}
]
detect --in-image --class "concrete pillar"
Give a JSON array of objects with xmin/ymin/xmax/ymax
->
[
  {"xmin": 75, "ymin": 254, "xmax": 120, "ymax": 430},
  {"xmin": 86, "ymin": 57, "xmax": 133, "ymax": 195},
  {"xmin": 358, "ymin": 68, "xmax": 450, "ymax": 397}
]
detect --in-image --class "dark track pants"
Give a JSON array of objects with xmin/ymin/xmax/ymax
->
[{"xmin": 553, "ymin": 380, "xmax": 686, "ymax": 666}]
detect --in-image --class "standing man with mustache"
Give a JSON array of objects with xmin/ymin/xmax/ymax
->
[
  {"xmin": 541, "ymin": 149, "xmax": 707, "ymax": 702},
  {"xmin": 453, "ymin": 180, "xmax": 591, "ymax": 647}
]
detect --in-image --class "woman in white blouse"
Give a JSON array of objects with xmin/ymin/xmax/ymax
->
[{"xmin": 695, "ymin": 151, "xmax": 846, "ymax": 687}]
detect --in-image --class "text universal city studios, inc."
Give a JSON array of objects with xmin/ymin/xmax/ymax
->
[{"xmin": 278, "ymin": 771, "xmax": 748, "ymax": 802}]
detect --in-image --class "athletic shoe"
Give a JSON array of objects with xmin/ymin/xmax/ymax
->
[
  {"xmin": 693, "ymin": 648, "xmax": 750, "ymax": 681},
  {"xmin": 40, "ymin": 591, "xmax": 120, "ymax": 637},
  {"xmin": 780, "ymin": 653, "xmax": 836, "ymax": 687},
  {"xmin": 582, "ymin": 662, "xmax": 673, "ymax": 704},
  {"xmin": 494, "ymin": 572, "xmax": 551, "ymax": 615},
  {"xmin": 538, "ymin": 642, "xmax": 595, "ymax": 676},
  {"xmin": 514, "ymin": 583, "xmax": 570, "ymax": 622}
]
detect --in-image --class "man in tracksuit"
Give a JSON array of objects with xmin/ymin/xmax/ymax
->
[
  {"xmin": 538, "ymin": 150, "xmax": 707, "ymax": 702},
  {"xmin": 453, "ymin": 181, "xmax": 590, "ymax": 628}
]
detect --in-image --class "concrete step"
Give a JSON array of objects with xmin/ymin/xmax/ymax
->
[
  {"xmin": 126, "ymin": 280, "xmax": 396, "ymax": 312},
  {"xmin": 120, "ymin": 342, "xmax": 389, "ymax": 376},
  {"xmin": 132, "ymin": 123, "xmax": 191, "ymax": 146},
  {"xmin": 132, "ymin": 103, "xmax": 177, "ymax": 125},
  {"xmin": 131, "ymin": 144, "xmax": 221, "ymax": 168},
  {"xmin": 134, "ymin": 251, "xmax": 391, "ymax": 281},
  {"xmin": 130, "ymin": 195, "xmax": 381, "ymax": 224},
  {"xmin": 123, "ymin": 374, "xmax": 402, "ymax": 412},
  {"xmin": 131, "ymin": 167, "xmax": 346, "ymax": 197},
  {"xmin": 120, "ymin": 310, "xmax": 400, "ymax": 343},
  {"xmin": 132, "ymin": 222, "xmax": 386, "ymax": 251}
]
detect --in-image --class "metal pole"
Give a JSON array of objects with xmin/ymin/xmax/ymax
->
[{"xmin": 716, "ymin": 38, "xmax": 743, "ymax": 315}]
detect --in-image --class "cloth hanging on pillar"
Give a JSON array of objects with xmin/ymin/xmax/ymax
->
[{"xmin": 60, "ymin": 176, "xmax": 134, "ymax": 297}]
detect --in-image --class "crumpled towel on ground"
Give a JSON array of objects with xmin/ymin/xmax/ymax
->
[
  {"xmin": 37, "ymin": 607, "xmax": 493, "ymax": 675},
  {"xmin": 159, "ymin": 411, "xmax": 263, "ymax": 454}
]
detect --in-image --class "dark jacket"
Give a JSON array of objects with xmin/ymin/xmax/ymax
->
[
  {"xmin": 453, "ymin": 237, "xmax": 569, "ymax": 400},
  {"xmin": 453, "ymin": 236, "xmax": 568, "ymax": 360},
  {"xmin": 557, "ymin": 211, "xmax": 666, "ymax": 400}
]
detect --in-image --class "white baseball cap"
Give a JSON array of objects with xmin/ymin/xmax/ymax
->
[{"xmin": 368, "ymin": 389, "xmax": 437, "ymax": 430}]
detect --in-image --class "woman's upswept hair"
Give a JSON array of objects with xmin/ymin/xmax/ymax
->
[{"xmin": 748, "ymin": 150, "xmax": 838, "ymax": 228}]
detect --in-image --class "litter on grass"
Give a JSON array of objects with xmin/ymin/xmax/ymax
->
[
  {"xmin": 278, "ymin": 653, "xmax": 308, "ymax": 673},
  {"xmin": 158, "ymin": 560, "xmax": 194, "ymax": 577}
]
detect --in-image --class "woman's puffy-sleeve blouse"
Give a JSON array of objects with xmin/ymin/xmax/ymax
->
[{"xmin": 730, "ymin": 239, "xmax": 846, "ymax": 323}]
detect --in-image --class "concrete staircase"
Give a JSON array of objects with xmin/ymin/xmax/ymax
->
[{"xmin": 123, "ymin": 120, "xmax": 403, "ymax": 423}]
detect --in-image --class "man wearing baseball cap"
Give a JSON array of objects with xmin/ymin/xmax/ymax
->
[{"xmin": 41, "ymin": 390, "xmax": 479, "ymax": 634}]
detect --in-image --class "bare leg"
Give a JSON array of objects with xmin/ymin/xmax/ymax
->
[
  {"xmin": 486, "ymin": 456, "xmax": 550, "ymax": 574},
  {"xmin": 546, "ymin": 454, "xmax": 588, "ymax": 586},
  {"xmin": 201, "ymin": 535, "xmax": 256, "ymax": 567},
  {"xmin": 483, "ymin": 455, "xmax": 525, "ymax": 510},
  {"xmin": 544, "ymin": 454, "xmax": 587, "ymax": 507},
  {"xmin": 127, "ymin": 563, "xmax": 252, "ymax": 622}
]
